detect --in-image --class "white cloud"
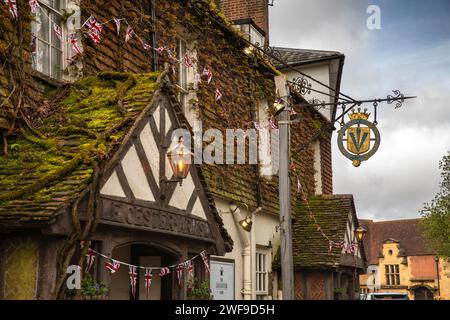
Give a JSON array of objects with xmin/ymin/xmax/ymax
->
[{"xmin": 270, "ymin": 0, "xmax": 450, "ymax": 221}]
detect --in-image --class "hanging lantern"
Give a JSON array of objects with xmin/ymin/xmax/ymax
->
[
  {"xmin": 239, "ymin": 216, "xmax": 253, "ymax": 232},
  {"xmin": 166, "ymin": 137, "xmax": 192, "ymax": 185},
  {"xmin": 354, "ymin": 226, "xmax": 367, "ymax": 242},
  {"xmin": 273, "ymin": 99, "xmax": 286, "ymax": 116}
]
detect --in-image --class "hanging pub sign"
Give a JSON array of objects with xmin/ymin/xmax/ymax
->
[{"xmin": 337, "ymin": 108, "xmax": 381, "ymax": 167}]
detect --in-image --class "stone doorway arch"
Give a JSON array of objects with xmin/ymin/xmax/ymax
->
[{"xmin": 413, "ymin": 286, "xmax": 434, "ymax": 300}]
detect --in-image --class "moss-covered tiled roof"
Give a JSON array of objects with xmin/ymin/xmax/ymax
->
[
  {"xmin": 274, "ymin": 194, "xmax": 356, "ymax": 269},
  {"xmin": 0, "ymin": 72, "xmax": 160, "ymax": 223}
]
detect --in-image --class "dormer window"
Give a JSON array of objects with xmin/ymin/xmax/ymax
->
[{"xmin": 233, "ymin": 19, "xmax": 266, "ymax": 46}]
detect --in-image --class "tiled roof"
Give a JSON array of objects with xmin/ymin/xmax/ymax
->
[
  {"xmin": 0, "ymin": 73, "xmax": 160, "ymax": 223},
  {"xmin": 274, "ymin": 194, "xmax": 359, "ymax": 269},
  {"xmin": 360, "ymin": 218, "xmax": 435, "ymax": 265},
  {"xmin": 0, "ymin": 73, "xmax": 232, "ymax": 247},
  {"xmin": 271, "ymin": 47, "xmax": 344, "ymax": 69}
]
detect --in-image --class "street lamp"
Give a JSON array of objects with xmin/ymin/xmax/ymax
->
[
  {"xmin": 354, "ymin": 226, "xmax": 367, "ymax": 242},
  {"xmin": 165, "ymin": 136, "xmax": 192, "ymax": 186}
]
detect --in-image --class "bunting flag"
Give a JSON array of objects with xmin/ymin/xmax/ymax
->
[
  {"xmin": 29, "ymin": 0, "xmax": 39, "ymax": 14},
  {"xmin": 144, "ymin": 269, "xmax": 153, "ymax": 299},
  {"xmin": 4, "ymin": 0, "xmax": 18, "ymax": 19},
  {"xmin": 183, "ymin": 53, "xmax": 193, "ymax": 68},
  {"xmin": 70, "ymin": 33, "xmax": 82, "ymax": 55},
  {"xmin": 186, "ymin": 260, "xmax": 194, "ymax": 283},
  {"xmin": 89, "ymin": 31, "xmax": 101, "ymax": 44},
  {"xmin": 176, "ymin": 264, "xmax": 184, "ymax": 288},
  {"xmin": 105, "ymin": 259, "xmax": 121, "ymax": 274},
  {"xmin": 85, "ymin": 248, "xmax": 96, "ymax": 272},
  {"xmin": 215, "ymin": 88, "xmax": 223, "ymax": 101},
  {"xmin": 159, "ymin": 267, "xmax": 170, "ymax": 277},
  {"xmin": 155, "ymin": 46, "xmax": 166, "ymax": 52},
  {"xmin": 113, "ymin": 18, "xmax": 121, "ymax": 36},
  {"xmin": 125, "ymin": 25, "xmax": 134, "ymax": 43},
  {"xmin": 85, "ymin": 15, "xmax": 103, "ymax": 34},
  {"xmin": 53, "ymin": 23, "xmax": 62, "ymax": 41},
  {"xmin": 143, "ymin": 43, "xmax": 152, "ymax": 51},
  {"xmin": 129, "ymin": 266, "xmax": 138, "ymax": 300},
  {"xmin": 268, "ymin": 117, "xmax": 278, "ymax": 129},
  {"xmin": 199, "ymin": 251, "xmax": 210, "ymax": 275},
  {"xmin": 203, "ymin": 67, "xmax": 213, "ymax": 84}
]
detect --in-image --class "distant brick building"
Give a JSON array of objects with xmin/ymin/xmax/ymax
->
[{"xmin": 359, "ymin": 218, "xmax": 450, "ymax": 300}]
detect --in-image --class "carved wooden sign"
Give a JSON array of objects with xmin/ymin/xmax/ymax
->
[{"xmin": 99, "ymin": 198, "xmax": 212, "ymax": 239}]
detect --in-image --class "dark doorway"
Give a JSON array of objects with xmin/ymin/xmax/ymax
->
[{"xmin": 414, "ymin": 287, "xmax": 433, "ymax": 300}]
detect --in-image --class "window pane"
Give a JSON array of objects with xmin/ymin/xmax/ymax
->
[
  {"xmin": 395, "ymin": 275, "xmax": 400, "ymax": 285},
  {"xmin": 390, "ymin": 265, "xmax": 394, "ymax": 273},
  {"xmin": 386, "ymin": 275, "xmax": 390, "ymax": 285},
  {"xmin": 385, "ymin": 265, "xmax": 389, "ymax": 274},
  {"xmin": 38, "ymin": 41, "xmax": 50, "ymax": 75},
  {"xmin": 38, "ymin": 11, "xmax": 50, "ymax": 42},
  {"xmin": 395, "ymin": 265, "xmax": 399, "ymax": 273},
  {"xmin": 50, "ymin": 14, "xmax": 62, "ymax": 49}
]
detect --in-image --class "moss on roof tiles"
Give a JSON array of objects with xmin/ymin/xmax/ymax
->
[
  {"xmin": 273, "ymin": 195, "xmax": 355, "ymax": 269},
  {"xmin": 0, "ymin": 72, "xmax": 159, "ymax": 222}
]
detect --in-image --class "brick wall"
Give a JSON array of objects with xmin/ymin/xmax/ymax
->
[
  {"xmin": 219, "ymin": 0, "xmax": 269, "ymax": 42},
  {"xmin": 320, "ymin": 133, "xmax": 333, "ymax": 195}
]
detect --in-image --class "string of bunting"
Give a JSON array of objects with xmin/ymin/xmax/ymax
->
[
  {"xmin": 291, "ymin": 163, "xmax": 358, "ymax": 254},
  {"xmin": 2, "ymin": 1, "xmax": 283, "ymax": 126},
  {"xmin": 84, "ymin": 245, "xmax": 210, "ymax": 299}
]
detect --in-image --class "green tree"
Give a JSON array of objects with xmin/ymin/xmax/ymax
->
[{"xmin": 421, "ymin": 152, "xmax": 450, "ymax": 257}]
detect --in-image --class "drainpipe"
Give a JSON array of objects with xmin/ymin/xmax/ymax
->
[{"xmin": 230, "ymin": 204, "xmax": 252, "ymax": 300}]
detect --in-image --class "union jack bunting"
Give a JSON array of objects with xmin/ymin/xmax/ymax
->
[
  {"xmin": 202, "ymin": 67, "xmax": 213, "ymax": 84},
  {"xmin": 296, "ymin": 175, "xmax": 301, "ymax": 194},
  {"xmin": 155, "ymin": 46, "xmax": 166, "ymax": 52},
  {"xmin": 53, "ymin": 23, "xmax": 62, "ymax": 41},
  {"xmin": 176, "ymin": 264, "xmax": 184, "ymax": 288},
  {"xmin": 185, "ymin": 260, "xmax": 194, "ymax": 283},
  {"xmin": 4, "ymin": 0, "xmax": 18, "ymax": 19},
  {"xmin": 329, "ymin": 240, "xmax": 334, "ymax": 252},
  {"xmin": 144, "ymin": 269, "xmax": 153, "ymax": 299},
  {"xmin": 215, "ymin": 88, "xmax": 223, "ymax": 101},
  {"xmin": 29, "ymin": 0, "xmax": 39, "ymax": 14},
  {"xmin": 268, "ymin": 117, "xmax": 278, "ymax": 129},
  {"xmin": 70, "ymin": 33, "xmax": 82, "ymax": 55},
  {"xmin": 125, "ymin": 25, "xmax": 134, "ymax": 43},
  {"xmin": 113, "ymin": 18, "xmax": 121, "ymax": 36},
  {"xmin": 85, "ymin": 16, "xmax": 103, "ymax": 34},
  {"xmin": 85, "ymin": 248, "xmax": 96, "ymax": 272},
  {"xmin": 129, "ymin": 266, "xmax": 138, "ymax": 299},
  {"xmin": 89, "ymin": 31, "xmax": 101, "ymax": 44},
  {"xmin": 183, "ymin": 53, "xmax": 193, "ymax": 68},
  {"xmin": 159, "ymin": 267, "xmax": 170, "ymax": 277},
  {"xmin": 199, "ymin": 251, "xmax": 210, "ymax": 275},
  {"xmin": 105, "ymin": 259, "xmax": 120, "ymax": 274},
  {"xmin": 143, "ymin": 43, "xmax": 152, "ymax": 51}
]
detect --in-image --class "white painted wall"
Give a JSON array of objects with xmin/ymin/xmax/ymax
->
[
  {"xmin": 284, "ymin": 62, "xmax": 333, "ymax": 122},
  {"xmin": 211, "ymin": 198, "xmax": 280, "ymax": 300}
]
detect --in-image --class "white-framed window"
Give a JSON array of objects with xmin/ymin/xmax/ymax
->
[
  {"xmin": 175, "ymin": 38, "xmax": 189, "ymax": 112},
  {"xmin": 31, "ymin": 0, "xmax": 66, "ymax": 80},
  {"xmin": 256, "ymin": 252, "xmax": 269, "ymax": 298},
  {"xmin": 235, "ymin": 23, "xmax": 265, "ymax": 46}
]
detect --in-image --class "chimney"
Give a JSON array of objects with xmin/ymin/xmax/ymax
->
[{"xmin": 219, "ymin": 0, "xmax": 270, "ymax": 45}]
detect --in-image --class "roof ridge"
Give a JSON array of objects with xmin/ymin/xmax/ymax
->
[{"xmin": 271, "ymin": 46, "xmax": 343, "ymax": 55}]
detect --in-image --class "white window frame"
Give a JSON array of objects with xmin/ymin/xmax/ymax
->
[
  {"xmin": 32, "ymin": 0, "xmax": 69, "ymax": 80},
  {"xmin": 256, "ymin": 252, "xmax": 269, "ymax": 298},
  {"xmin": 175, "ymin": 37, "xmax": 198, "ymax": 118}
]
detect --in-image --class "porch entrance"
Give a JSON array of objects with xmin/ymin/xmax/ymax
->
[
  {"xmin": 109, "ymin": 244, "xmax": 177, "ymax": 300},
  {"xmin": 413, "ymin": 286, "xmax": 434, "ymax": 300}
]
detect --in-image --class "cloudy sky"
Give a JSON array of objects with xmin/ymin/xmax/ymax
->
[{"xmin": 269, "ymin": 0, "xmax": 450, "ymax": 221}]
